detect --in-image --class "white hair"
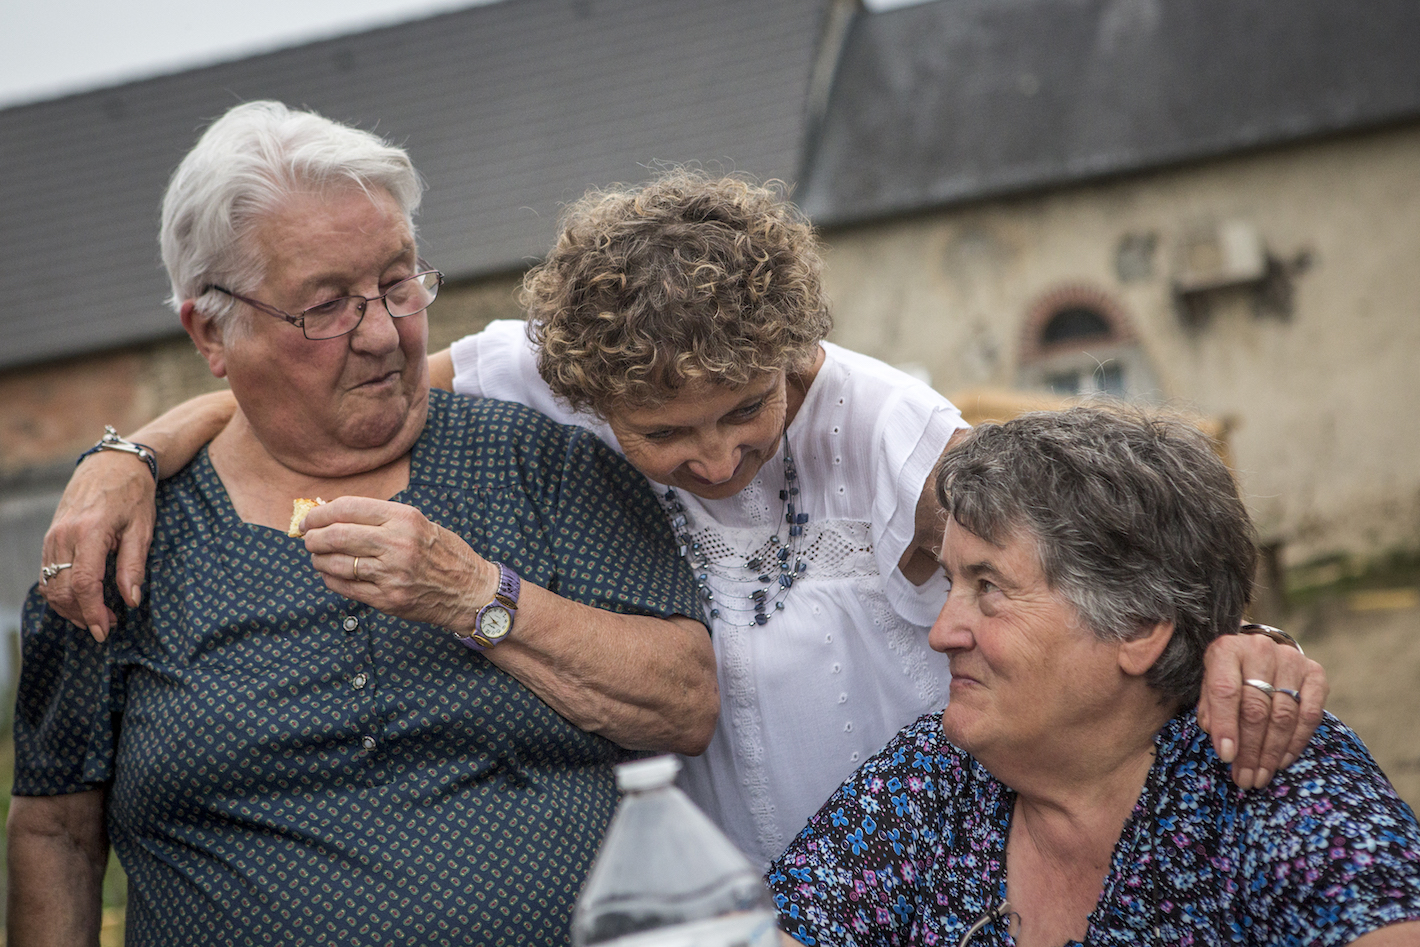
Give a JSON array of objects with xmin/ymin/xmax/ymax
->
[{"xmin": 159, "ymin": 100, "xmax": 424, "ymax": 329}]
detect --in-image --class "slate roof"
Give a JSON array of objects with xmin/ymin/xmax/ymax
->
[
  {"xmin": 0, "ymin": 0, "xmax": 829, "ymax": 371},
  {"xmin": 798, "ymin": 0, "xmax": 1420, "ymax": 225},
  {"xmin": 8, "ymin": 0, "xmax": 1420, "ymax": 372}
]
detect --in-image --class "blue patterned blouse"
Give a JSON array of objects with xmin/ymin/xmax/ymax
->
[
  {"xmin": 768, "ymin": 710, "xmax": 1420, "ymax": 947},
  {"xmin": 14, "ymin": 390, "xmax": 702, "ymax": 947}
]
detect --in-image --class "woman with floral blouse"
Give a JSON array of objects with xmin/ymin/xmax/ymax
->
[{"xmin": 770, "ymin": 406, "xmax": 1420, "ymax": 947}]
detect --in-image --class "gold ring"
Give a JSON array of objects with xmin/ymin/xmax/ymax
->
[{"xmin": 352, "ymin": 557, "xmax": 361, "ymax": 581}]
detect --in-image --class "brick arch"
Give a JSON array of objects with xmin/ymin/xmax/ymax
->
[{"xmin": 1018, "ymin": 284, "xmax": 1137, "ymax": 366}]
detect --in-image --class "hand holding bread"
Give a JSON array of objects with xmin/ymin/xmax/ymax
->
[{"xmin": 296, "ymin": 495, "xmax": 495, "ymax": 634}]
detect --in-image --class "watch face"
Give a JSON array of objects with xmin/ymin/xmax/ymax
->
[{"xmin": 478, "ymin": 605, "xmax": 512, "ymax": 643}]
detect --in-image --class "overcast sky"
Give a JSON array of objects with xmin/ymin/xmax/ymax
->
[
  {"xmin": 0, "ymin": 0, "xmax": 495, "ymax": 108},
  {"xmin": 2, "ymin": 0, "xmax": 929, "ymax": 110}
]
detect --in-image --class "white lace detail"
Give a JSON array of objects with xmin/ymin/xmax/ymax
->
[
  {"xmin": 740, "ymin": 474, "xmax": 773, "ymax": 529},
  {"xmin": 695, "ymin": 517, "xmax": 881, "ymax": 858},
  {"xmin": 861, "ymin": 577, "xmax": 945, "ymax": 709},
  {"xmin": 717, "ymin": 618, "xmax": 780, "ymax": 856},
  {"xmin": 684, "ymin": 519, "xmax": 876, "ymax": 583}
]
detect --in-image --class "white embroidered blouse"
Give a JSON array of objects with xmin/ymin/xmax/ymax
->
[{"xmin": 450, "ymin": 321, "xmax": 968, "ymax": 866}]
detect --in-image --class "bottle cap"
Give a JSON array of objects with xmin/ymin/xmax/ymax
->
[{"xmin": 614, "ymin": 755, "xmax": 681, "ymax": 792}]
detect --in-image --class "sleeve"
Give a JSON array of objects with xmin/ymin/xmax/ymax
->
[
  {"xmin": 545, "ymin": 427, "xmax": 703, "ymax": 626},
  {"xmin": 767, "ymin": 715, "xmax": 952, "ymax": 947},
  {"xmin": 1239, "ymin": 715, "xmax": 1420, "ymax": 946},
  {"xmin": 449, "ymin": 320, "xmax": 619, "ymax": 444},
  {"xmin": 868, "ymin": 380, "xmax": 968, "ymax": 628},
  {"xmin": 12, "ymin": 587, "xmax": 124, "ymax": 795}
]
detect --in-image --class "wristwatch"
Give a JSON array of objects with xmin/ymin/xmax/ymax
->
[{"xmin": 456, "ymin": 562, "xmax": 520, "ymax": 651}]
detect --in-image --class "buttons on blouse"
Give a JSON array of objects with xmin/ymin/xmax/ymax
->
[
  {"xmin": 838, "ymin": 692, "xmax": 848, "ymax": 704},
  {"xmin": 342, "ymin": 616, "xmax": 359, "ymax": 633},
  {"xmin": 361, "ymin": 735, "xmax": 377, "ymax": 751},
  {"xmin": 352, "ymin": 672, "xmax": 369, "ymax": 690}
]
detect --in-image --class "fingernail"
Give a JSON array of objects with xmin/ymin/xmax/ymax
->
[
  {"xmin": 1219, "ymin": 738, "xmax": 1236, "ymax": 763},
  {"xmin": 90, "ymin": 625, "xmax": 105, "ymax": 643},
  {"xmin": 1256, "ymin": 769, "xmax": 1273, "ymax": 788},
  {"xmin": 131, "ymin": 585, "xmax": 142, "ymax": 607},
  {"xmin": 1238, "ymin": 768, "xmax": 1254, "ymax": 788}
]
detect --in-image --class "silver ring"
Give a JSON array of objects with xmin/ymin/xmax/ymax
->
[
  {"xmin": 1274, "ymin": 686, "xmax": 1302, "ymax": 704},
  {"xmin": 1239, "ymin": 623, "xmax": 1305, "ymax": 656},
  {"xmin": 40, "ymin": 562, "xmax": 74, "ymax": 584},
  {"xmin": 1244, "ymin": 678, "xmax": 1276, "ymax": 698},
  {"xmin": 352, "ymin": 557, "xmax": 361, "ymax": 582}
]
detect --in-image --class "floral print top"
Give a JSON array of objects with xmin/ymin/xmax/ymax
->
[{"xmin": 768, "ymin": 710, "xmax": 1420, "ymax": 947}]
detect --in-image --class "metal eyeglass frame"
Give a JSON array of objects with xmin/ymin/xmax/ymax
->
[{"xmin": 207, "ymin": 267, "xmax": 444, "ymax": 340}]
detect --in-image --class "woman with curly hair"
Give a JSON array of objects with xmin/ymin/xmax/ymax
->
[{"xmin": 41, "ymin": 170, "xmax": 1325, "ymax": 868}]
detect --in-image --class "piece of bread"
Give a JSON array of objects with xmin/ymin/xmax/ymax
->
[{"xmin": 287, "ymin": 497, "xmax": 325, "ymax": 537}]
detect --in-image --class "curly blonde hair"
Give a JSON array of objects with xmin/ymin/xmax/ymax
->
[{"xmin": 522, "ymin": 170, "xmax": 831, "ymax": 417}]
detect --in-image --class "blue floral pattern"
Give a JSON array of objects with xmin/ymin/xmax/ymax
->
[{"xmin": 769, "ymin": 711, "xmax": 1420, "ymax": 946}]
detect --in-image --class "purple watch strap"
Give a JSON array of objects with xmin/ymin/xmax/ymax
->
[{"xmin": 459, "ymin": 562, "xmax": 520, "ymax": 651}]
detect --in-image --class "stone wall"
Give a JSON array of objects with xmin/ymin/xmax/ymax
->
[{"xmin": 820, "ymin": 122, "xmax": 1420, "ymax": 572}]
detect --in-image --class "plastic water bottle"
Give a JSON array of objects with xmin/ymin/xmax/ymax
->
[{"xmin": 571, "ymin": 755, "xmax": 782, "ymax": 947}]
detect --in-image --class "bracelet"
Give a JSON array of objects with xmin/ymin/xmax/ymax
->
[
  {"xmin": 77, "ymin": 425, "xmax": 159, "ymax": 482},
  {"xmin": 1238, "ymin": 622, "xmax": 1305, "ymax": 656}
]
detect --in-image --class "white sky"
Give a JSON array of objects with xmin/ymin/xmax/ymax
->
[
  {"xmin": 0, "ymin": 0, "xmax": 498, "ymax": 109},
  {"xmin": 1, "ymin": 0, "xmax": 932, "ymax": 110}
]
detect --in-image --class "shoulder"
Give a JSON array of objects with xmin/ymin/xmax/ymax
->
[
  {"xmin": 418, "ymin": 389, "xmax": 647, "ymax": 501},
  {"xmin": 1158, "ymin": 711, "xmax": 1420, "ymax": 882},
  {"xmin": 817, "ymin": 342, "xmax": 957, "ymax": 412},
  {"xmin": 803, "ymin": 344, "xmax": 965, "ymax": 460},
  {"xmin": 449, "ymin": 319, "xmax": 534, "ymax": 365},
  {"xmin": 418, "ymin": 389, "xmax": 577, "ymax": 468},
  {"xmin": 1251, "ymin": 713, "xmax": 1420, "ymax": 830}
]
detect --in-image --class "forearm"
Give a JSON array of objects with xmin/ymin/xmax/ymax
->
[
  {"xmin": 302, "ymin": 501, "xmax": 719, "ymax": 754},
  {"xmin": 481, "ymin": 584, "xmax": 718, "ymax": 754},
  {"xmin": 6, "ymin": 794, "xmax": 109, "ymax": 947},
  {"xmin": 428, "ymin": 348, "xmax": 454, "ymax": 391},
  {"xmin": 127, "ymin": 389, "xmax": 237, "ymax": 478}
]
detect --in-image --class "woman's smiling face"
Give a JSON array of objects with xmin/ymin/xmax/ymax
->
[
  {"xmin": 605, "ymin": 371, "xmax": 789, "ymax": 501},
  {"xmin": 929, "ymin": 519, "xmax": 1128, "ymax": 765}
]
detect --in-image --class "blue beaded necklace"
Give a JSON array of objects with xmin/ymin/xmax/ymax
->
[{"xmin": 659, "ymin": 434, "xmax": 809, "ymax": 626}]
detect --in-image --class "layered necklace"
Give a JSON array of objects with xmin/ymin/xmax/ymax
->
[{"xmin": 659, "ymin": 434, "xmax": 810, "ymax": 627}]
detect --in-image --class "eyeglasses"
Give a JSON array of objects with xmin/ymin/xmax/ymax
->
[{"xmin": 209, "ymin": 268, "xmax": 443, "ymax": 340}]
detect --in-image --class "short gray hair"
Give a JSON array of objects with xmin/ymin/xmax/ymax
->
[
  {"xmin": 934, "ymin": 403, "xmax": 1256, "ymax": 708},
  {"xmin": 160, "ymin": 101, "xmax": 424, "ymax": 329}
]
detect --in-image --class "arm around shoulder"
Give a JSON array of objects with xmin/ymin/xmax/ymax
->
[
  {"xmin": 40, "ymin": 389, "xmax": 236, "ymax": 637},
  {"xmin": 7, "ymin": 790, "xmax": 109, "ymax": 947}
]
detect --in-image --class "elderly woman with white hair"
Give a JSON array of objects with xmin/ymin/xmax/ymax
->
[
  {"xmin": 7, "ymin": 101, "xmax": 716, "ymax": 946},
  {"xmin": 769, "ymin": 406, "xmax": 1420, "ymax": 947}
]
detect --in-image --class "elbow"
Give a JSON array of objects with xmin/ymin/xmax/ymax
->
[{"xmin": 672, "ymin": 671, "xmax": 720, "ymax": 756}]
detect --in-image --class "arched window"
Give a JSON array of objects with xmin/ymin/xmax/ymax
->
[
  {"xmin": 1041, "ymin": 306, "xmax": 1112, "ymax": 346},
  {"xmin": 1017, "ymin": 286, "xmax": 1156, "ymax": 399}
]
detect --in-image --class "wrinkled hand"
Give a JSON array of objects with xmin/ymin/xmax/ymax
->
[
  {"xmin": 1197, "ymin": 630, "xmax": 1328, "ymax": 789},
  {"xmin": 39, "ymin": 452, "xmax": 158, "ymax": 642},
  {"xmin": 300, "ymin": 497, "xmax": 498, "ymax": 631}
]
